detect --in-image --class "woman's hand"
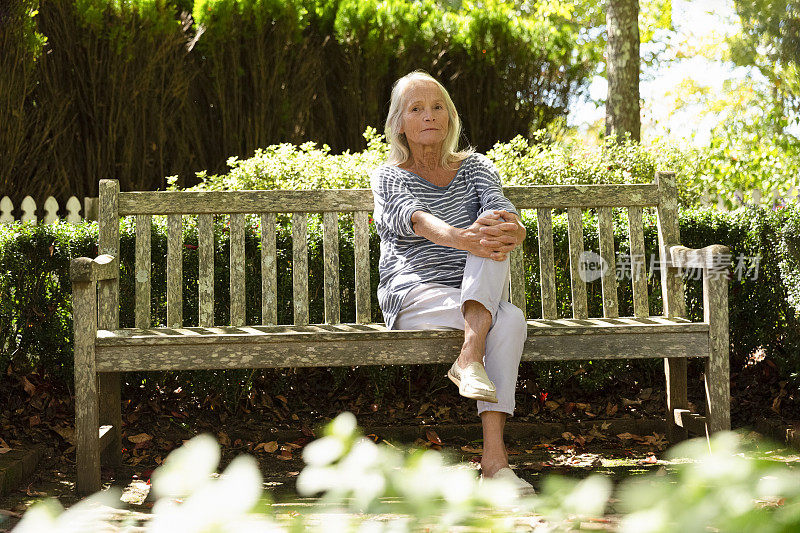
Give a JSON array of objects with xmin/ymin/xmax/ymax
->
[{"xmin": 458, "ymin": 211, "xmax": 522, "ymax": 261}]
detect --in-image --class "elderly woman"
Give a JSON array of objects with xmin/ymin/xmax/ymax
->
[{"xmin": 370, "ymin": 70, "xmax": 533, "ymax": 494}]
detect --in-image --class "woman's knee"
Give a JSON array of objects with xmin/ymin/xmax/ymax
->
[{"xmin": 494, "ymin": 302, "xmax": 527, "ymax": 340}]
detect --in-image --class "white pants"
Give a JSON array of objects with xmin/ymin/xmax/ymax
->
[{"xmin": 394, "ymin": 252, "xmax": 528, "ymax": 416}]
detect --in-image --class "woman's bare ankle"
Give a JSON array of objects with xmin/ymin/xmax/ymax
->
[
  {"xmin": 458, "ymin": 347, "xmax": 483, "ymax": 368},
  {"xmin": 480, "ymin": 458, "xmax": 509, "ymax": 478}
]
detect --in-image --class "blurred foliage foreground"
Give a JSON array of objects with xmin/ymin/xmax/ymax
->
[{"xmin": 11, "ymin": 412, "xmax": 800, "ymax": 533}]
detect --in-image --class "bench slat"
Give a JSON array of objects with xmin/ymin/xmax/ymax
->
[
  {"xmin": 230, "ymin": 214, "xmax": 246, "ymax": 326},
  {"xmin": 510, "ymin": 244, "xmax": 526, "ymax": 317},
  {"xmin": 94, "ymin": 324, "xmax": 710, "ymax": 371},
  {"xmin": 505, "ymin": 183, "xmax": 659, "ymax": 209},
  {"xmin": 261, "ymin": 213, "xmax": 277, "ymax": 326},
  {"xmin": 96, "ymin": 315, "xmax": 707, "ymax": 342},
  {"xmin": 117, "ymin": 184, "xmax": 660, "ymax": 216},
  {"xmin": 627, "ymin": 206, "xmax": 649, "ymax": 317},
  {"xmin": 323, "ymin": 212, "xmax": 341, "ymax": 324},
  {"xmin": 198, "ymin": 214, "xmax": 215, "ymax": 327},
  {"xmin": 167, "ymin": 214, "xmax": 182, "ymax": 328},
  {"xmin": 567, "ymin": 207, "xmax": 588, "ymax": 319},
  {"xmin": 119, "ymin": 189, "xmax": 375, "ymax": 215},
  {"xmin": 536, "ymin": 208, "xmax": 557, "ymax": 319},
  {"xmin": 98, "ymin": 180, "xmax": 120, "ymax": 329},
  {"xmin": 598, "ymin": 207, "xmax": 619, "ymax": 318},
  {"xmin": 292, "ymin": 213, "xmax": 309, "ymax": 325},
  {"xmin": 135, "ymin": 214, "xmax": 151, "ymax": 329},
  {"xmin": 354, "ymin": 211, "xmax": 371, "ymax": 324}
]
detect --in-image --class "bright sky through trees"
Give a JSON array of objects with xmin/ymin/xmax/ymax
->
[{"xmin": 569, "ymin": 0, "xmax": 767, "ymax": 145}]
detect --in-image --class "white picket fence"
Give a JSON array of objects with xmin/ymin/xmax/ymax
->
[{"xmin": 0, "ymin": 195, "xmax": 98, "ymax": 224}]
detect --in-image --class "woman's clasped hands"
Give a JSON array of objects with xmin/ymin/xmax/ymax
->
[{"xmin": 462, "ymin": 210, "xmax": 525, "ymax": 262}]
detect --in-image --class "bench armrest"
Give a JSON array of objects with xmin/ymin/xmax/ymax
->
[
  {"xmin": 70, "ymin": 255, "xmax": 119, "ymax": 283},
  {"xmin": 669, "ymin": 245, "xmax": 731, "ymax": 271}
]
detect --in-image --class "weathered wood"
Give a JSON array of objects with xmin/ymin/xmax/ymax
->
[
  {"xmin": 260, "ymin": 213, "xmax": 277, "ymax": 326},
  {"xmin": 504, "ymin": 184, "xmax": 658, "ymax": 208},
  {"xmin": 167, "ymin": 214, "xmax": 183, "ymax": 328},
  {"xmin": 566, "ymin": 207, "xmax": 589, "ymax": 319},
  {"xmin": 597, "ymin": 207, "xmax": 619, "ymax": 318},
  {"xmin": 510, "ymin": 244, "xmax": 526, "ymax": 317},
  {"xmin": 98, "ymin": 180, "xmax": 120, "ymax": 327},
  {"xmin": 656, "ymin": 171, "xmax": 689, "ymax": 443},
  {"xmin": 669, "ymin": 244, "xmax": 733, "ymax": 271},
  {"xmin": 119, "ymin": 189, "xmax": 375, "ymax": 215},
  {"xmin": 323, "ymin": 212, "xmax": 341, "ymax": 324},
  {"xmin": 536, "ymin": 208, "xmax": 557, "ymax": 319},
  {"xmin": 673, "ymin": 409, "xmax": 708, "ymax": 436},
  {"xmin": 292, "ymin": 213, "xmax": 309, "ymax": 325},
  {"xmin": 198, "ymin": 214, "xmax": 215, "ymax": 327},
  {"xmin": 95, "ymin": 326, "xmax": 710, "ymax": 371},
  {"xmin": 97, "ymin": 180, "xmax": 122, "ymax": 469},
  {"xmin": 73, "ymin": 281, "xmax": 100, "ymax": 495},
  {"xmin": 117, "ymin": 184, "xmax": 660, "ymax": 216},
  {"xmin": 627, "ymin": 206, "xmax": 649, "ymax": 317},
  {"xmin": 135, "ymin": 215, "xmax": 151, "ymax": 329},
  {"xmin": 704, "ymin": 259, "xmax": 731, "ymax": 432},
  {"xmin": 97, "ymin": 316, "xmax": 708, "ymax": 344},
  {"xmin": 354, "ymin": 211, "xmax": 371, "ymax": 324},
  {"xmin": 70, "ymin": 255, "xmax": 118, "ymax": 283},
  {"xmin": 656, "ymin": 173, "xmax": 687, "ymax": 319},
  {"xmin": 97, "ymin": 373, "xmax": 120, "ymax": 467},
  {"xmin": 229, "ymin": 214, "xmax": 246, "ymax": 327}
]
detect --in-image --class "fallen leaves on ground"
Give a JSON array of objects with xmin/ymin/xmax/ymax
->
[
  {"xmin": 426, "ymin": 429, "xmax": 442, "ymax": 445},
  {"xmin": 128, "ymin": 433, "xmax": 153, "ymax": 444},
  {"xmin": 254, "ymin": 441, "xmax": 279, "ymax": 453}
]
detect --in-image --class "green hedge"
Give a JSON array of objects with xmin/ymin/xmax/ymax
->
[
  {"xmin": 189, "ymin": 129, "xmax": 704, "ymax": 208},
  {"xmin": 2, "ymin": 202, "xmax": 798, "ymax": 396}
]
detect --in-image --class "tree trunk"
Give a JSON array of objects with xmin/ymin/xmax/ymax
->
[{"xmin": 606, "ymin": 0, "xmax": 641, "ymax": 142}]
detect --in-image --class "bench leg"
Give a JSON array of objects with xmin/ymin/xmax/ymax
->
[
  {"xmin": 705, "ymin": 356, "xmax": 730, "ymax": 433},
  {"xmin": 704, "ymin": 270, "xmax": 731, "ymax": 433},
  {"xmin": 665, "ymin": 358, "xmax": 688, "ymax": 443},
  {"xmin": 74, "ymin": 281, "xmax": 101, "ymax": 495},
  {"xmin": 99, "ymin": 373, "xmax": 122, "ymax": 467}
]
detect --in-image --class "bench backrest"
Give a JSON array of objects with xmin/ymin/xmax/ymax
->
[{"xmin": 96, "ymin": 171, "xmax": 685, "ymax": 331}]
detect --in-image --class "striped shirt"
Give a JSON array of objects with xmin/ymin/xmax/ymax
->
[{"xmin": 369, "ymin": 152, "xmax": 519, "ymax": 329}]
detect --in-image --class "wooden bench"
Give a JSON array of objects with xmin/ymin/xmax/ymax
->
[{"xmin": 70, "ymin": 171, "xmax": 731, "ymax": 494}]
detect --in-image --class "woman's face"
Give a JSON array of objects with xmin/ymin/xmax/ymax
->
[{"xmin": 399, "ymin": 81, "xmax": 450, "ymax": 151}]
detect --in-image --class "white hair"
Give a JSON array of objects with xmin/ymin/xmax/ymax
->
[{"xmin": 384, "ymin": 70, "xmax": 473, "ymax": 170}]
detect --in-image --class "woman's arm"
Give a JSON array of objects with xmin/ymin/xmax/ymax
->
[{"xmin": 410, "ymin": 210, "xmax": 516, "ymax": 261}]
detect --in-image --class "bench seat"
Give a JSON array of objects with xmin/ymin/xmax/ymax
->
[{"xmin": 93, "ymin": 316, "xmax": 710, "ymax": 371}]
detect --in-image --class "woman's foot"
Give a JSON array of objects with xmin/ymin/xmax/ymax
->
[
  {"xmin": 447, "ymin": 360, "xmax": 498, "ymax": 402},
  {"xmin": 480, "ymin": 458, "xmax": 509, "ymax": 478},
  {"xmin": 487, "ymin": 467, "xmax": 536, "ymax": 496}
]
